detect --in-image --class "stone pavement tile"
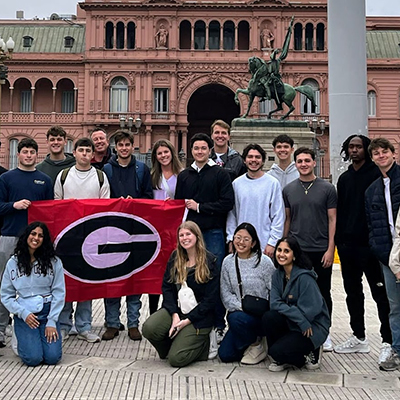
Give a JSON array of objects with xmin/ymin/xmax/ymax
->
[
  {"xmin": 229, "ymin": 365, "xmax": 287, "ymax": 383},
  {"xmin": 174, "ymin": 361, "xmax": 235, "ymax": 379},
  {"xmin": 74, "ymin": 355, "xmax": 134, "ymax": 370},
  {"xmin": 344, "ymin": 373, "xmax": 400, "ymax": 390},
  {"xmin": 286, "ymin": 370, "xmax": 343, "ymax": 387},
  {"xmin": 58, "ymin": 353, "xmax": 89, "ymax": 367},
  {"xmin": 124, "ymin": 359, "xmax": 178, "ymax": 375}
]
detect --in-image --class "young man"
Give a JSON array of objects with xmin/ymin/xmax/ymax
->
[
  {"xmin": 210, "ymin": 119, "xmax": 246, "ymax": 181},
  {"xmin": 90, "ymin": 128, "xmax": 112, "ymax": 169},
  {"xmin": 102, "ymin": 130, "xmax": 152, "ymax": 341},
  {"xmin": 54, "ymin": 138, "xmax": 110, "ymax": 343},
  {"xmin": 0, "ymin": 138, "xmax": 53, "ymax": 347},
  {"xmin": 267, "ymin": 134, "xmax": 299, "ymax": 189},
  {"xmin": 335, "ymin": 135, "xmax": 391, "ymax": 367},
  {"xmin": 283, "ymin": 147, "xmax": 337, "ymax": 351},
  {"xmin": 175, "ymin": 132, "xmax": 234, "ymax": 343},
  {"xmin": 365, "ymin": 138, "xmax": 400, "ymax": 371},
  {"xmin": 36, "ymin": 125, "xmax": 76, "ymax": 184},
  {"xmin": 226, "ymin": 143, "xmax": 284, "ymax": 258}
]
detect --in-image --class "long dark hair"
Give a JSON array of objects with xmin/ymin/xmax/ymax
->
[
  {"xmin": 273, "ymin": 237, "xmax": 312, "ymax": 270},
  {"xmin": 233, "ymin": 222, "xmax": 262, "ymax": 266},
  {"xmin": 14, "ymin": 222, "xmax": 56, "ymax": 276}
]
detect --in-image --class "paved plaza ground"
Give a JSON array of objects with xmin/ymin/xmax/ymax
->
[{"xmin": 1, "ymin": 268, "xmax": 400, "ymax": 400}]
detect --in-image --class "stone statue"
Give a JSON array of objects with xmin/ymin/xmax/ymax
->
[
  {"xmin": 235, "ymin": 16, "xmax": 316, "ymax": 120},
  {"xmin": 155, "ymin": 24, "xmax": 168, "ymax": 48},
  {"xmin": 260, "ymin": 27, "xmax": 274, "ymax": 49}
]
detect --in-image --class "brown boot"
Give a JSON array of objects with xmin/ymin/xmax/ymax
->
[
  {"xmin": 128, "ymin": 327, "xmax": 142, "ymax": 341},
  {"xmin": 102, "ymin": 327, "xmax": 119, "ymax": 341}
]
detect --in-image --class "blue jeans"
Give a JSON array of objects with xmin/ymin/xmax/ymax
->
[
  {"xmin": 14, "ymin": 303, "xmax": 62, "ymax": 366},
  {"xmin": 59, "ymin": 300, "xmax": 92, "ymax": 333},
  {"xmin": 218, "ymin": 311, "xmax": 263, "ymax": 362},
  {"xmin": 202, "ymin": 228, "xmax": 226, "ymax": 330},
  {"xmin": 104, "ymin": 295, "xmax": 141, "ymax": 328},
  {"xmin": 381, "ymin": 263, "xmax": 400, "ymax": 355}
]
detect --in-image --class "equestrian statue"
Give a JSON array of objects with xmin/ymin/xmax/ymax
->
[{"xmin": 235, "ymin": 16, "xmax": 316, "ymax": 120}]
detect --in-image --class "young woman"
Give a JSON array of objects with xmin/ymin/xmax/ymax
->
[
  {"xmin": 218, "ymin": 223, "xmax": 275, "ymax": 364},
  {"xmin": 0, "ymin": 222, "xmax": 65, "ymax": 366},
  {"xmin": 142, "ymin": 221, "xmax": 218, "ymax": 367},
  {"xmin": 263, "ymin": 237, "xmax": 330, "ymax": 371},
  {"xmin": 151, "ymin": 139, "xmax": 183, "ymax": 201},
  {"xmin": 149, "ymin": 139, "xmax": 183, "ymax": 314}
]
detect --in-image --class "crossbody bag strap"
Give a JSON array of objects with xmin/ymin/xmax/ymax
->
[{"xmin": 234, "ymin": 255, "xmax": 244, "ymax": 300}]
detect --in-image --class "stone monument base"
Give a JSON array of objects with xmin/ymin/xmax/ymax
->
[{"xmin": 230, "ymin": 118, "xmax": 314, "ymax": 170}]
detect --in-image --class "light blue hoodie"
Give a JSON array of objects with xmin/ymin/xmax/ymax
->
[
  {"xmin": 0, "ymin": 256, "xmax": 65, "ymax": 328},
  {"xmin": 267, "ymin": 161, "xmax": 299, "ymax": 189}
]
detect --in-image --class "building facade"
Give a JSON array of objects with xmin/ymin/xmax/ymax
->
[{"xmin": 0, "ymin": 0, "xmax": 399, "ymax": 176}]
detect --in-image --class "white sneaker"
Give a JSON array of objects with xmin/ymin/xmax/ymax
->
[
  {"xmin": 208, "ymin": 330, "xmax": 218, "ymax": 360},
  {"xmin": 215, "ymin": 328, "xmax": 225, "ymax": 345},
  {"xmin": 323, "ymin": 334, "xmax": 333, "ymax": 352},
  {"xmin": 77, "ymin": 330, "xmax": 100, "ymax": 343},
  {"xmin": 305, "ymin": 346, "xmax": 322, "ymax": 370},
  {"xmin": 333, "ymin": 335, "xmax": 370, "ymax": 354},
  {"xmin": 69, "ymin": 325, "xmax": 78, "ymax": 336},
  {"xmin": 11, "ymin": 325, "xmax": 18, "ymax": 356},
  {"xmin": 379, "ymin": 350, "xmax": 400, "ymax": 371},
  {"xmin": 241, "ymin": 342, "xmax": 267, "ymax": 365},
  {"xmin": 268, "ymin": 360, "xmax": 291, "ymax": 372},
  {"xmin": 378, "ymin": 343, "xmax": 393, "ymax": 366},
  {"xmin": 61, "ymin": 329, "xmax": 69, "ymax": 343}
]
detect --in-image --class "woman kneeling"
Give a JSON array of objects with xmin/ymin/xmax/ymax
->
[
  {"xmin": 263, "ymin": 237, "xmax": 330, "ymax": 371},
  {"xmin": 143, "ymin": 221, "xmax": 218, "ymax": 367},
  {"xmin": 0, "ymin": 222, "xmax": 65, "ymax": 366}
]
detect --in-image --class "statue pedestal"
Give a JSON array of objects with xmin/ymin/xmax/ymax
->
[{"xmin": 230, "ymin": 118, "xmax": 314, "ymax": 170}]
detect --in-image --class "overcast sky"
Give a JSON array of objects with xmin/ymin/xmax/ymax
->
[{"xmin": 1, "ymin": 0, "xmax": 399, "ymax": 20}]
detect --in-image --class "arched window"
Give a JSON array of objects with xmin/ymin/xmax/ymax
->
[
  {"xmin": 179, "ymin": 20, "xmax": 191, "ymax": 49},
  {"xmin": 194, "ymin": 21, "xmax": 206, "ymax": 50},
  {"xmin": 65, "ymin": 139, "xmax": 74, "ymax": 154},
  {"xmin": 127, "ymin": 22, "xmax": 135, "ymax": 49},
  {"xmin": 105, "ymin": 22, "xmax": 114, "ymax": 49},
  {"xmin": 294, "ymin": 23, "xmax": 302, "ymax": 50},
  {"xmin": 301, "ymin": 78, "xmax": 319, "ymax": 114},
  {"xmin": 238, "ymin": 21, "xmax": 249, "ymax": 50},
  {"xmin": 9, "ymin": 139, "xmax": 18, "ymax": 170},
  {"xmin": 223, "ymin": 21, "xmax": 234, "ymax": 50},
  {"xmin": 368, "ymin": 90, "xmax": 376, "ymax": 117},
  {"xmin": 116, "ymin": 22, "xmax": 124, "ymax": 49},
  {"xmin": 209, "ymin": 20, "xmax": 220, "ymax": 50},
  {"xmin": 305, "ymin": 23, "xmax": 313, "ymax": 51},
  {"xmin": 259, "ymin": 99, "xmax": 274, "ymax": 115},
  {"xmin": 110, "ymin": 77, "xmax": 128, "ymax": 113},
  {"xmin": 316, "ymin": 23, "xmax": 325, "ymax": 51}
]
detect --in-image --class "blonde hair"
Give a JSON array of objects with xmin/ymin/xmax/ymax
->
[
  {"xmin": 170, "ymin": 221, "xmax": 211, "ymax": 284},
  {"xmin": 151, "ymin": 139, "xmax": 183, "ymax": 189}
]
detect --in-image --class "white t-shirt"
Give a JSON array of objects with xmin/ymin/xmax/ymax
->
[{"xmin": 383, "ymin": 177, "xmax": 396, "ymax": 241}]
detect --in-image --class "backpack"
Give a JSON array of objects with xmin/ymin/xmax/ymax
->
[{"xmin": 103, "ymin": 161, "xmax": 145, "ymax": 194}]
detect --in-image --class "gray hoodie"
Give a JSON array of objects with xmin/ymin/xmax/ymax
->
[
  {"xmin": 267, "ymin": 161, "xmax": 299, "ymax": 189},
  {"xmin": 36, "ymin": 153, "xmax": 76, "ymax": 185}
]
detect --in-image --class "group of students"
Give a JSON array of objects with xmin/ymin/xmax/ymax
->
[{"xmin": 1, "ymin": 120, "xmax": 400, "ymax": 374}]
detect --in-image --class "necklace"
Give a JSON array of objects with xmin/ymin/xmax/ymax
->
[{"xmin": 299, "ymin": 179, "xmax": 316, "ymax": 195}]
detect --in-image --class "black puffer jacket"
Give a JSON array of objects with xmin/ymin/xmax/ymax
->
[
  {"xmin": 210, "ymin": 147, "xmax": 246, "ymax": 182},
  {"xmin": 365, "ymin": 162, "xmax": 400, "ymax": 265}
]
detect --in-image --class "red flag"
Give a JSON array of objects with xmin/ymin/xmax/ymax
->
[{"xmin": 28, "ymin": 199, "xmax": 186, "ymax": 302}]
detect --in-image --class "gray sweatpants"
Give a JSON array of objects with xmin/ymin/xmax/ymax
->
[{"xmin": 0, "ymin": 236, "xmax": 18, "ymax": 334}]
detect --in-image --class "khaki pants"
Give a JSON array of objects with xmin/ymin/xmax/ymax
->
[{"xmin": 142, "ymin": 308, "xmax": 211, "ymax": 367}]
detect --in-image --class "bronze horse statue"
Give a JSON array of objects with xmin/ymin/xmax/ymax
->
[{"xmin": 235, "ymin": 56, "xmax": 316, "ymax": 120}]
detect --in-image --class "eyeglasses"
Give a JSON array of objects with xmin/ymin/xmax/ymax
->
[{"xmin": 233, "ymin": 235, "xmax": 252, "ymax": 243}]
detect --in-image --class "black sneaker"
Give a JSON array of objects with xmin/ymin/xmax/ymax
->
[{"xmin": 305, "ymin": 346, "xmax": 322, "ymax": 370}]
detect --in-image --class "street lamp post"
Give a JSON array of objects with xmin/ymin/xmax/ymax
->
[
  {"xmin": 306, "ymin": 118, "xmax": 326, "ymax": 177},
  {"xmin": 0, "ymin": 37, "xmax": 15, "ymax": 138},
  {"xmin": 119, "ymin": 115, "xmax": 142, "ymax": 134}
]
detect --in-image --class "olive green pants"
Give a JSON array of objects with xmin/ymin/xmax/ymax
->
[{"xmin": 142, "ymin": 308, "xmax": 211, "ymax": 367}]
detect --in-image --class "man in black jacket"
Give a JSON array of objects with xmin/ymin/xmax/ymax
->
[
  {"xmin": 365, "ymin": 137, "xmax": 400, "ymax": 371},
  {"xmin": 175, "ymin": 133, "xmax": 234, "ymax": 342},
  {"xmin": 335, "ymin": 135, "xmax": 391, "ymax": 368}
]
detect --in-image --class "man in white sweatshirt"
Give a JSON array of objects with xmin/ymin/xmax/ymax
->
[
  {"xmin": 226, "ymin": 144, "xmax": 285, "ymax": 258},
  {"xmin": 268, "ymin": 134, "xmax": 299, "ymax": 189}
]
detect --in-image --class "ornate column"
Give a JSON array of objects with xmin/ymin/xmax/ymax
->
[
  {"xmin": 52, "ymin": 87, "xmax": 56, "ymax": 113},
  {"xmin": 73, "ymin": 87, "xmax": 78, "ymax": 113},
  {"xmin": 145, "ymin": 127, "xmax": 152, "ymax": 152},
  {"xmin": 220, "ymin": 25, "xmax": 223, "ymax": 49},
  {"xmin": 9, "ymin": 86, "xmax": 13, "ymax": 113},
  {"xmin": 191, "ymin": 25, "xmax": 195, "ymax": 50},
  {"xmin": 234, "ymin": 25, "xmax": 238, "ymax": 51},
  {"xmin": 205, "ymin": 25, "xmax": 209, "ymax": 50}
]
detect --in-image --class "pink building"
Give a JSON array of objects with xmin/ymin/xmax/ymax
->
[{"xmin": 0, "ymin": 0, "xmax": 399, "ymax": 176}]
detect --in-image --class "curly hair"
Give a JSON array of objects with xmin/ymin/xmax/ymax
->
[
  {"xmin": 340, "ymin": 134, "xmax": 372, "ymax": 162},
  {"xmin": 233, "ymin": 222, "xmax": 262, "ymax": 266},
  {"xmin": 13, "ymin": 222, "xmax": 56, "ymax": 277},
  {"xmin": 273, "ymin": 237, "xmax": 312, "ymax": 271},
  {"xmin": 170, "ymin": 221, "xmax": 211, "ymax": 284},
  {"xmin": 151, "ymin": 139, "xmax": 183, "ymax": 190}
]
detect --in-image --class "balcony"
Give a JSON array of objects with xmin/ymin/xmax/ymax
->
[{"xmin": 0, "ymin": 112, "xmax": 80, "ymax": 124}]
